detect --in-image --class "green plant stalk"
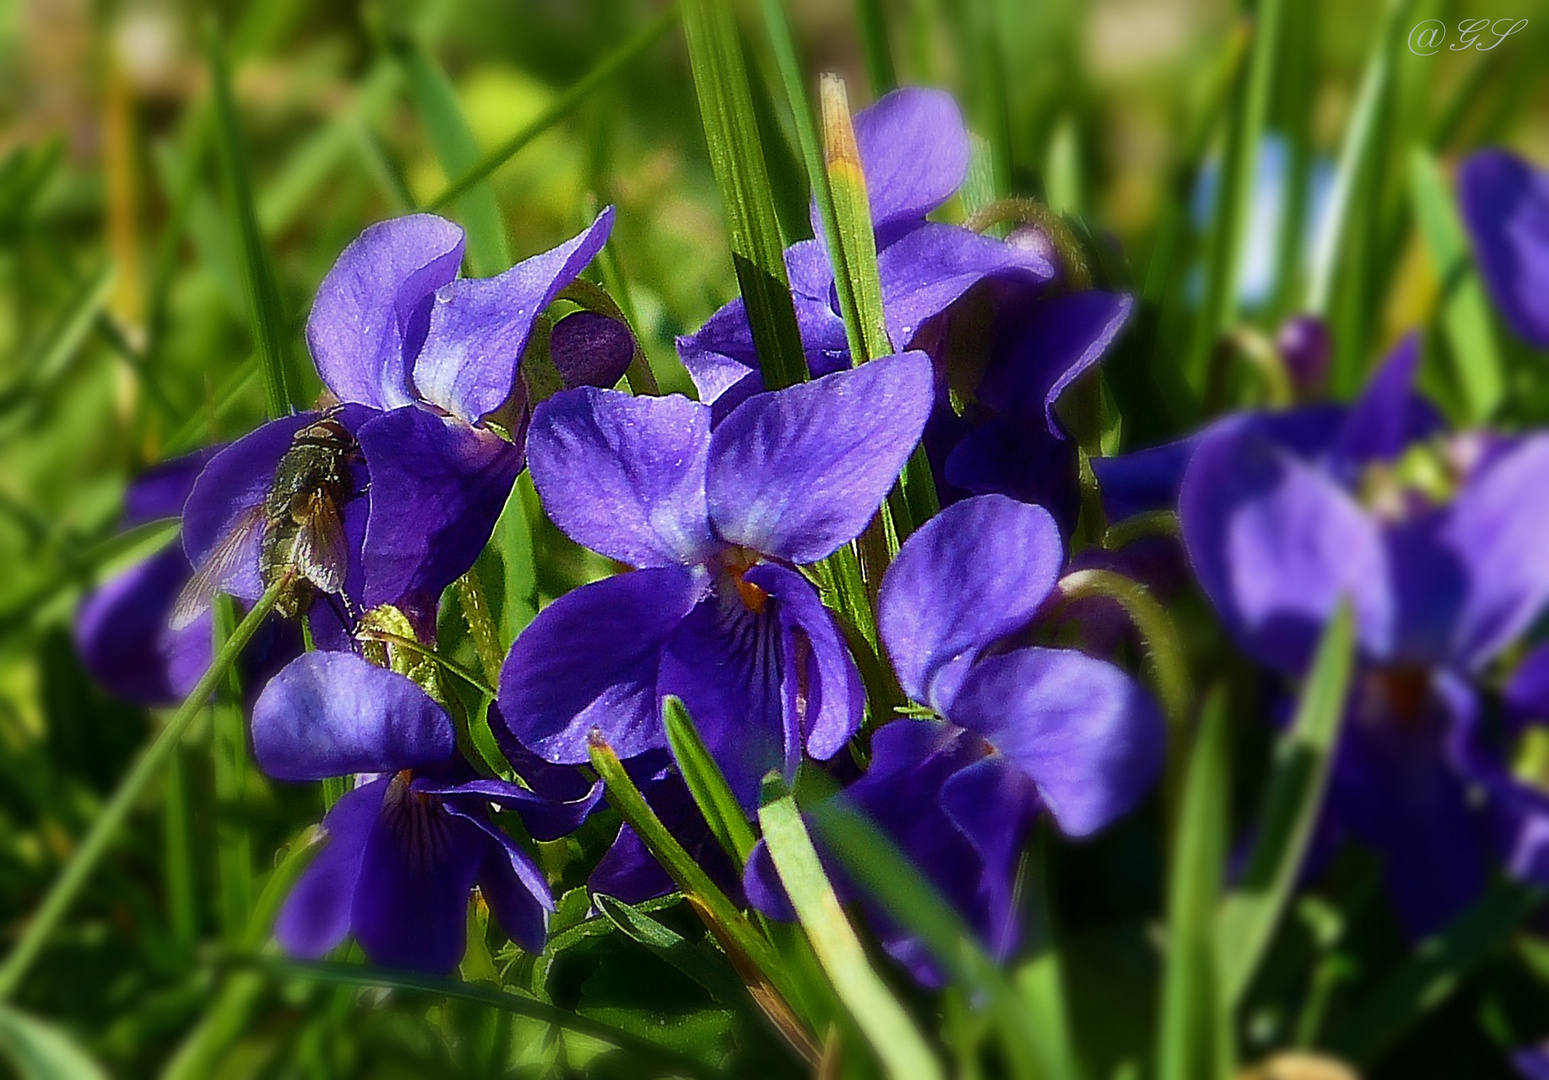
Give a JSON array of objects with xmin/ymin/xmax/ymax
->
[
  {"xmin": 426, "ymin": 7, "xmax": 678, "ymax": 211},
  {"xmin": 162, "ymin": 739, "xmax": 198, "ymax": 959},
  {"xmin": 807, "ymin": 797, "xmax": 1046, "ymax": 1078},
  {"xmin": 206, "ymin": 22, "xmax": 298, "ymax": 418},
  {"xmin": 451, "ymin": 567, "xmax": 505, "ymax": 688},
  {"xmin": 759, "ymin": 783, "xmax": 943, "ymax": 1080},
  {"xmin": 852, "ymin": 0, "xmax": 898, "ymax": 94},
  {"xmin": 0, "ymin": 579, "xmax": 286, "ymax": 999},
  {"xmin": 663, "ymin": 697, "xmax": 758, "ymax": 866},
  {"xmin": 1157, "ymin": 691, "xmax": 1232, "ymax": 1080},
  {"xmin": 212, "ymin": 594, "xmax": 255, "ymax": 942},
  {"xmin": 1217, "ymin": 604, "xmax": 1355, "ymax": 1006},
  {"xmin": 587, "ymin": 225, "xmax": 661, "ymax": 395},
  {"xmin": 680, "ymin": 0, "xmax": 808, "ymax": 390},
  {"xmin": 1185, "ymin": 0, "xmax": 1283, "ymax": 390}
]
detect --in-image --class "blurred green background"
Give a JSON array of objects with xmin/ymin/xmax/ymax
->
[{"xmin": 1, "ymin": 0, "xmax": 1547, "ymax": 1074}]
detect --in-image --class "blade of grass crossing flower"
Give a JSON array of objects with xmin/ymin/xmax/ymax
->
[
  {"xmin": 395, "ymin": 37, "xmax": 511, "ymax": 278},
  {"xmin": 162, "ymin": 742, "xmax": 198, "ymax": 959},
  {"xmin": 0, "ymin": 579, "xmax": 286, "ymax": 1000},
  {"xmin": 1326, "ymin": 880, "xmax": 1545, "ymax": 1064},
  {"xmin": 245, "ymin": 957, "xmax": 723, "ymax": 1080},
  {"xmin": 758, "ymin": 781, "xmax": 943, "ymax": 1080},
  {"xmin": 1408, "ymin": 148, "xmax": 1504, "ymax": 423},
  {"xmin": 1157, "ymin": 690, "xmax": 1232, "ymax": 1080},
  {"xmin": 425, "ymin": 7, "xmax": 678, "ymax": 211},
  {"xmin": 680, "ymin": 0, "xmax": 807, "ymax": 390},
  {"xmin": 211, "ymin": 594, "xmax": 255, "ymax": 942},
  {"xmin": 1217, "ymin": 604, "xmax": 1355, "ymax": 1007},
  {"xmin": 1185, "ymin": 0, "xmax": 1283, "ymax": 390},
  {"xmin": 806, "ymin": 797, "xmax": 1045, "ymax": 1079},
  {"xmin": 205, "ymin": 22, "xmax": 299, "ymax": 418},
  {"xmin": 663, "ymin": 696, "xmax": 758, "ymax": 865},
  {"xmin": 0, "ymin": 1005, "xmax": 110, "ymax": 1080}
]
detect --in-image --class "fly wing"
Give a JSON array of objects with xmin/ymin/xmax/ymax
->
[
  {"xmin": 289, "ymin": 490, "xmax": 348, "ymax": 596},
  {"xmin": 169, "ymin": 506, "xmax": 265, "ymax": 631}
]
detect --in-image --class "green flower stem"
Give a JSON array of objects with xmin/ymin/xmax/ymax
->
[
  {"xmin": 0, "ymin": 578, "xmax": 286, "ymax": 1000},
  {"xmin": 352, "ymin": 628, "xmax": 497, "ymax": 700},
  {"xmin": 1054, "ymin": 568, "xmax": 1191, "ymax": 727},
  {"xmin": 212, "ymin": 594, "xmax": 255, "ymax": 942},
  {"xmin": 451, "ymin": 567, "xmax": 505, "ymax": 688}
]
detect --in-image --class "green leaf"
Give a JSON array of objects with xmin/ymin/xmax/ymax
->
[
  {"xmin": 206, "ymin": 22, "xmax": 299, "ymax": 418},
  {"xmin": 805, "ymin": 795, "xmax": 1045, "ymax": 1079},
  {"xmin": 425, "ymin": 7, "xmax": 678, "ymax": 212},
  {"xmin": 663, "ymin": 696, "xmax": 758, "ymax": 866},
  {"xmin": 594, "ymin": 894, "xmax": 748, "ymax": 1006},
  {"xmin": 680, "ymin": 0, "xmax": 807, "ymax": 390},
  {"xmin": 0, "ymin": 579, "xmax": 287, "ymax": 1000},
  {"xmin": 0, "ymin": 1005, "xmax": 109, "ymax": 1080},
  {"xmin": 852, "ymin": 0, "xmax": 897, "ymax": 94},
  {"xmin": 242, "ymin": 956, "xmax": 723, "ymax": 1080},
  {"xmin": 1157, "ymin": 691, "xmax": 1232, "ymax": 1080},
  {"xmin": 1409, "ymin": 147, "xmax": 1504, "ymax": 422},
  {"xmin": 1326, "ymin": 880, "xmax": 1545, "ymax": 1064},
  {"xmin": 1217, "ymin": 603, "xmax": 1355, "ymax": 1006},
  {"xmin": 395, "ymin": 37, "xmax": 511, "ymax": 277},
  {"xmin": 758, "ymin": 781, "xmax": 943, "ymax": 1080}
]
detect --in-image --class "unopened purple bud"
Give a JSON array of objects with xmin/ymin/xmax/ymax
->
[{"xmin": 1277, "ymin": 315, "xmax": 1331, "ymax": 400}]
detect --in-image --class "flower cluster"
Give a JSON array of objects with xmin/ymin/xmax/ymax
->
[{"xmin": 74, "ymin": 84, "xmax": 1549, "ymax": 1061}]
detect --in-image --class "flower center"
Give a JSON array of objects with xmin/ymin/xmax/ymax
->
[{"xmin": 720, "ymin": 547, "xmax": 769, "ymax": 614}]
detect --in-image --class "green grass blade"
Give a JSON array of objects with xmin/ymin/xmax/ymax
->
[
  {"xmin": 206, "ymin": 22, "xmax": 299, "ymax": 418},
  {"xmin": 758, "ymin": 782, "xmax": 943, "ymax": 1080},
  {"xmin": 1326, "ymin": 881, "xmax": 1545, "ymax": 1065},
  {"xmin": 426, "ymin": 7, "xmax": 678, "ymax": 212},
  {"xmin": 681, "ymin": 0, "xmax": 807, "ymax": 390},
  {"xmin": 853, "ymin": 0, "xmax": 898, "ymax": 94},
  {"xmin": 0, "ymin": 580, "xmax": 286, "ymax": 1000},
  {"xmin": 663, "ymin": 696, "xmax": 758, "ymax": 866},
  {"xmin": 395, "ymin": 37, "xmax": 511, "ymax": 277},
  {"xmin": 0, "ymin": 1004, "xmax": 110, "ymax": 1080},
  {"xmin": 1185, "ymin": 0, "xmax": 1284, "ymax": 389},
  {"xmin": 1409, "ymin": 147, "xmax": 1504, "ymax": 423},
  {"xmin": 1217, "ymin": 604, "xmax": 1355, "ymax": 1007},
  {"xmin": 30, "ymin": 262, "xmax": 114, "ymax": 388},
  {"xmin": 806, "ymin": 796, "xmax": 1045, "ymax": 1079},
  {"xmin": 211, "ymin": 594, "xmax": 255, "ymax": 943},
  {"xmin": 1305, "ymin": 0, "xmax": 1411, "ymax": 318},
  {"xmin": 1157, "ymin": 691, "xmax": 1232, "ymax": 1080},
  {"xmin": 242, "ymin": 956, "xmax": 723, "ymax": 1079}
]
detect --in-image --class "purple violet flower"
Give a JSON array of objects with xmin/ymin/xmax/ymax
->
[
  {"xmin": 1175, "ymin": 339, "xmax": 1549, "ymax": 935},
  {"xmin": 1459, "ymin": 149, "xmax": 1549, "ymax": 349},
  {"xmin": 178, "ymin": 212, "xmax": 628, "ymax": 641},
  {"xmin": 252, "ymin": 651, "xmax": 599, "ymax": 973},
  {"xmin": 747, "ymin": 495, "xmax": 1165, "ymax": 984},
  {"xmin": 674, "ymin": 86, "xmax": 1130, "ymax": 527},
  {"xmin": 497, "ymin": 352, "xmax": 934, "ymax": 807}
]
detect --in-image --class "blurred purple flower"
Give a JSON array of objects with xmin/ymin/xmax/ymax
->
[
  {"xmin": 748, "ymin": 495, "xmax": 1165, "ymax": 984},
  {"xmin": 674, "ymin": 87, "xmax": 1130, "ymax": 527},
  {"xmin": 497, "ymin": 352, "xmax": 934, "ymax": 807},
  {"xmin": 1459, "ymin": 150, "xmax": 1549, "ymax": 349},
  {"xmin": 252, "ymin": 651, "xmax": 598, "ymax": 973},
  {"xmin": 1516, "ymin": 1044, "xmax": 1549, "ymax": 1080},
  {"xmin": 1176, "ymin": 339, "xmax": 1549, "ymax": 935},
  {"xmin": 75, "ymin": 448, "xmax": 298, "ymax": 705},
  {"xmin": 179, "ymin": 212, "xmax": 627, "ymax": 638}
]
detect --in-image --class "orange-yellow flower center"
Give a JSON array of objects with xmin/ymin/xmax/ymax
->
[{"xmin": 720, "ymin": 547, "xmax": 769, "ymax": 614}]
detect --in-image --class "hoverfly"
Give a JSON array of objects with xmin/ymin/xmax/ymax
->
[{"xmin": 170, "ymin": 414, "xmax": 363, "ymax": 630}]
